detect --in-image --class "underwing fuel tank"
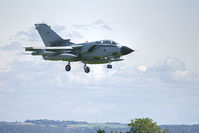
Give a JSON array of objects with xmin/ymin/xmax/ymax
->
[
  {"xmin": 43, "ymin": 53, "xmax": 76, "ymax": 61},
  {"xmin": 31, "ymin": 50, "xmax": 55, "ymax": 56}
]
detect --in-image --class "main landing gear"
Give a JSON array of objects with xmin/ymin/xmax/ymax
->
[
  {"xmin": 84, "ymin": 64, "xmax": 90, "ymax": 73},
  {"xmin": 65, "ymin": 62, "xmax": 71, "ymax": 71},
  {"xmin": 65, "ymin": 62, "xmax": 90, "ymax": 73},
  {"xmin": 65, "ymin": 62, "xmax": 112, "ymax": 73}
]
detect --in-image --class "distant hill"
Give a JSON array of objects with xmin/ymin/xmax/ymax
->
[
  {"xmin": 160, "ymin": 125, "xmax": 199, "ymax": 133},
  {"xmin": 0, "ymin": 120, "xmax": 199, "ymax": 133},
  {"xmin": 24, "ymin": 119, "xmax": 88, "ymax": 126}
]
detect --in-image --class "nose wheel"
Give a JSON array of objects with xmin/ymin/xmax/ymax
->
[
  {"xmin": 84, "ymin": 64, "xmax": 90, "ymax": 73},
  {"xmin": 107, "ymin": 64, "xmax": 112, "ymax": 69},
  {"xmin": 65, "ymin": 62, "xmax": 71, "ymax": 72}
]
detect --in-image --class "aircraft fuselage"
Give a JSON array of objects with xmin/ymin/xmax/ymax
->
[{"xmin": 25, "ymin": 23, "xmax": 134, "ymax": 73}]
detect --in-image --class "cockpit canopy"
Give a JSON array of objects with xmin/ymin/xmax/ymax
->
[{"xmin": 96, "ymin": 40, "xmax": 118, "ymax": 45}]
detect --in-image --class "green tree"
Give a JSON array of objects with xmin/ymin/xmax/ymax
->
[
  {"xmin": 97, "ymin": 128, "xmax": 106, "ymax": 133},
  {"xmin": 126, "ymin": 118, "xmax": 170, "ymax": 133}
]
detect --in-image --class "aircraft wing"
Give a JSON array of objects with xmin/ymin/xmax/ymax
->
[
  {"xmin": 25, "ymin": 45, "xmax": 82, "ymax": 52},
  {"xmin": 25, "ymin": 45, "xmax": 82, "ymax": 56}
]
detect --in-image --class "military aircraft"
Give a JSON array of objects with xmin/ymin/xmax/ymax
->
[{"xmin": 25, "ymin": 23, "xmax": 134, "ymax": 73}]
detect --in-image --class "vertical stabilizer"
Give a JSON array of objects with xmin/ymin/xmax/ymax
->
[{"xmin": 35, "ymin": 23, "xmax": 71, "ymax": 47}]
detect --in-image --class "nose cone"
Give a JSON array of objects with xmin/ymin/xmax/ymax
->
[
  {"xmin": 120, "ymin": 46, "xmax": 134, "ymax": 55},
  {"xmin": 35, "ymin": 24, "xmax": 40, "ymax": 28}
]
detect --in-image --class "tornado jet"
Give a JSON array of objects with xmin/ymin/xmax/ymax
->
[{"xmin": 25, "ymin": 23, "xmax": 134, "ymax": 73}]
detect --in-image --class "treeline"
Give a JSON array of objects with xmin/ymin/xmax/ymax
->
[
  {"xmin": 25, "ymin": 119, "xmax": 87, "ymax": 126},
  {"xmin": 0, "ymin": 119, "xmax": 199, "ymax": 133},
  {"xmin": 0, "ymin": 122, "xmax": 127, "ymax": 133},
  {"xmin": 0, "ymin": 124, "xmax": 95, "ymax": 133}
]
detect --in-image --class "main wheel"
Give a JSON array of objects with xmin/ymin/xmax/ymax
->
[
  {"xmin": 65, "ymin": 65, "xmax": 71, "ymax": 71},
  {"xmin": 107, "ymin": 64, "xmax": 112, "ymax": 69},
  {"xmin": 84, "ymin": 66, "xmax": 90, "ymax": 73}
]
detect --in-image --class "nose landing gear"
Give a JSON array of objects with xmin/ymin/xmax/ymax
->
[{"xmin": 107, "ymin": 64, "xmax": 112, "ymax": 69}]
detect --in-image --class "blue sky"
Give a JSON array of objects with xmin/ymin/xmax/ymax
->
[{"xmin": 0, "ymin": 0, "xmax": 199, "ymax": 124}]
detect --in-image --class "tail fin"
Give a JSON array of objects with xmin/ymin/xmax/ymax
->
[{"xmin": 35, "ymin": 23, "xmax": 72, "ymax": 47}]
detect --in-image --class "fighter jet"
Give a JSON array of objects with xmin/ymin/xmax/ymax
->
[{"xmin": 25, "ymin": 24, "xmax": 134, "ymax": 73}]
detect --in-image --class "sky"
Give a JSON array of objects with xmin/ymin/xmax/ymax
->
[{"xmin": 0, "ymin": 0, "xmax": 199, "ymax": 125}]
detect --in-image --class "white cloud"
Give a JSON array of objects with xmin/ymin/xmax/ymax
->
[
  {"xmin": 175, "ymin": 70, "xmax": 188, "ymax": 78},
  {"xmin": 0, "ymin": 23, "xmax": 199, "ymax": 124},
  {"xmin": 137, "ymin": 65, "xmax": 147, "ymax": 72},
  {"xmin": 10, "ymin": 27, "xmax": 40, "ymax": 42},
  {"xmin": 0, "ymin": 51, "xmax": 199, "ymax": 124},
  {"xmin": 1, "ymin": 41, "xmax": 22, "ymax": 50},
  {"xmin": 73, "ymin": 19, "xmax": 112, "ymax": 31}
]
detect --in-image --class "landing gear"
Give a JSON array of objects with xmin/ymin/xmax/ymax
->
[
  {"xmin": 84, "ymin": 64, "xmax": 90, "ymax": 73},
  {"xmin": 65, "ymin": 62, "xmax": 71, "ymax": 72},
  {"xmin": 107, "ymin": 64, "xmax": 112, "ymax": 69},
  {"xmin": 84, "ymin": 67, "xmax": 90, "ymax": 73},
  {"xmin": 65, "ymin": 62, "xmax": 90, "ymax": 73}
]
